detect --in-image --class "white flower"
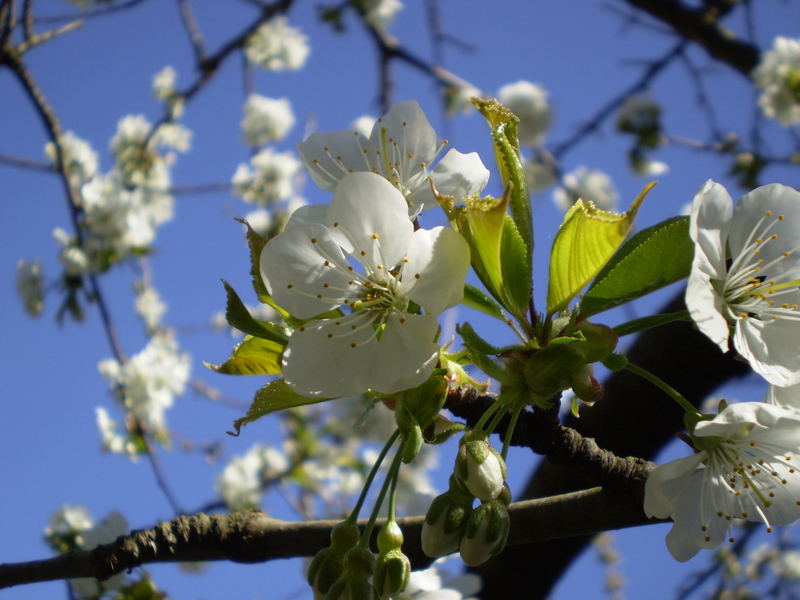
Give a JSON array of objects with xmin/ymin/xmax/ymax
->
[
  {"xmin": 616, "ymin": 94, "xmax": 661, "ymax": 136},
  {"xmin": 44, "ymin": 505, "xmax": 93, "ymax": 543},
  {"xmin": 16, "ymin": 259, "xmax": 44, "ymax": 316},
  {"xmin": 523, "ymin": 158, "xmax": 557, "ymax": 193},
  {"xmin": 444, "ymin": 85, "xmax": 481, "ymax": 116},
  {"xmin": 95, "ymin": 407, "xmax": 132, "ymax": 455},
  {"xmin": 753, "ymin": 37, "xmax": 800, "ymax": 126},
  {"xmin": 134, "ymin": 281, "xmax": 166, "ymax": 332},
  {"xmin": 53, "ymin": 228, "xmax": 90, "ymax": 275},
  {"xmin": 110, "ymin": 115, "xmax": 190, "ymax": 188},
  {"xmin": 245, "ymin": 16, "xmax": 310, "ymax": 71},
  {"xmin": 216, "ymin": 444, "xmax": 288, "ymax": 510},
  {"xmin": 241, "ymin": 94, "xmax": 295, "ymax": 146},
  {"xmin": 396, "ymin": 556, "xmax": 481, "ymax": 599},
  {"xmin": 553, "ymin": 166, "xmax": 618, "ymax": 211},
  {"xmin": 631, "ymin": 157, "xmax": 669, "ymax": 177},
  {"xmin": 360, "ymin": 0, "xmax": 403, "ymax": 28},
  {"xmin": 297, "ymin": 100, "xmax": 489, "ymax": 215},
  {"xmin": 350, "ymin": 115, "xmax": 377, "ymax": 139},
  {"xmin": 686, "ymin": 181, "xmax": 800, "ymax": 386},
  {"xmin": 260, "ymin": 172, "xmax": 470, "ymax": 397},
  {"xmin": 152, "ymin": 66, "xmax": 177, "ymax": 100},
  {"xmin": 232, "ymin": 148, "xmax": 301, "ymax": 205},
  {"xmin": 644, "ymin": 402, "xmax": 800, "ymax": 562},
  {"xmin": 69, "ymin": 511, "xmax": 128, "ymax": 599},
  {"xmin": 98, "ymin": 332, "xmax": 190, "ymax": 433},
  {"xmin": 45, "ymin": 131, "xmax": 98, "ymax": 188},
  {"xmin": 497, "ymin": 80, "xmax": 553, "ymax": 146}
]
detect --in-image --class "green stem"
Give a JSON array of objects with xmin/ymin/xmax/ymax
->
[
  {"xmin": 360, "ymin": 440, "xmax": 405, "ymax": 547},
  {"xmin": 612, "ymin": 309, "xmax": 691, "ymax": 337},
  {"xmin": 349, "ymin": 428, "xmax": 401, "ymax": 522},
  {"xmin": 473, "ymin": 398, "xmax": 504, "ymax": 433},
  {"xmin": 624, "ymin": 362, "xmax": 700, "ymax": 416},
  {"xmin": 485, "ymin": 400, "xmax": 509, "ymax": 434},
  {"xmin": 501, "ymin": 403, "xmax": 524, "ymax": 459}
]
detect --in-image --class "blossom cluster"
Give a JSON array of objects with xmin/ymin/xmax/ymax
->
[
  {"xmin": 645, "ymin": 181, "xmax": 800, "ymax": 561},
  {"xmin": 753, "ymin": 36, "xmax": 800, "ymax": 126}
]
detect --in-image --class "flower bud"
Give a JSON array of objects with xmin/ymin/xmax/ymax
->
[
  {"xmin": 402, "ymin": 424, "xmax": 423, "ymax": 464},
  {"xmin": 324, "ymin": 546, "xmax": 379, "ymax": 600},
  {"xmin": 570, "ymin": 364, "xmax": 604, "ymax": 404},
  {"xmin": 456, "ymin": 433, "xmax": 506, "ymax": 502},
  {"xmin": 373, "ymin": 549, "xmax": 410, "ymax": 598},
  {"xmin": 459, "ymin": 499, "xmax": 511, "ymax": 567},
  {"xmin": 308, "ymin": 520, "xmax": 361, "ymax": 599},
  {"xmin": 421, "ymin": 489, "xmax": 473, "ymax": 558}
]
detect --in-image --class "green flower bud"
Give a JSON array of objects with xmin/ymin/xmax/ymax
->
[
  {"xmin": 376, "ymin": 521, "xmax": 403, "ymax": 554},
  {"xmin": 373, "ymin": 549, "xmax": 410, "ymax": 599},
  {"xmin": 421, "ymin": 489, "xmax": 473, "ymax": 558},
  {"xmin": 324, "ymin": 546, "xmax": 379, "ymax": 600},
  {"xmin": 459, "ymin": 499, "xmax": 511, "ymax": 567},
  {"xmin": 402, "ymin": 424, "xmax": 423, "ymax": 464},
  {"xmin": 523, "ymin": 343, "xmax": 585, "ymax": 399},
  {"xmin": 309, "ymin": 520, "xmax": 361, "ymax": 599},
  {"xmin": 574, "ymin": 321, "xmax": 618, "ymax": 363},
  {"xmin": 456, "ymin": 432, "xmax": 506, "ymax": 502}
]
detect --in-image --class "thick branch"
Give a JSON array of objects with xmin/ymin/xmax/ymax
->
[
  {"xmin": 621, "ymin": 0, "xmax": 760, "ymax": 76},
  {"xmin": 0, "ymin": 486, "xmax": 661, "ymax": 591}
]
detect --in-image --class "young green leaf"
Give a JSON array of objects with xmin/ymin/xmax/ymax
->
[
  {"xmin": 228, "ymin": 379, "xmax": 329, "ymax": 436},
  {"xmin": 499, "ymin": 216, "xmax": 532, "ymax": 317},
  {"xmin": 236, "ymin": 218, "xmax": 270, "ymax": 303},
  {"xmin": 580, "ymin": 216, "xmax": 692, "ymax": 316},
  {"xmin": 204, "ymin": 335, "xmax": 284, "ymax": 376},
  {"xmin": 222, "ymin": 280, "xmax": 289, "ymax": 344},
  {"xmin": 546, "ymin": 183, "xmax": 653, "ymax": 314},
  {"xmin": 462, "ymin": 283, "xmax": 506, "ymax": 321}
]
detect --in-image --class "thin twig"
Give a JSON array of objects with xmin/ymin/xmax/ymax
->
[
  {"xmin": 22, "ymin": 0, "xmax": 33, "ymax": 41},
  {"xmin": 0, "ymin": 152, "xmax": 55, "ymax": 172},
  {"xmin": 34, "ymin": 0, "xmax": 148, "ymax": 24},
  {"xmin": 176, "ymin": 0, "xmax": 207, "ymax": 64}
]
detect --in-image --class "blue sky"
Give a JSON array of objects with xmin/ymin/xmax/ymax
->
[{"xmin": 2, "ymin": 1, "xmax": 799, "ymax": 598}]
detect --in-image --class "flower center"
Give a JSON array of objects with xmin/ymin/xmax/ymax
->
[{"xmin": 719, "ymin": 209, "xmax": 800, "ymax": 323}]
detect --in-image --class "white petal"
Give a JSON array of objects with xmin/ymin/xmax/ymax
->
[
  {"xmin": 424, "ymin": 149, "xmax": 489, "ymax": 207},
  {"xmin": 327, "ymin": 172, "xmax": 413, "ymax": 270},
  {"xmin": 689, "ymin": 180, "xmax": 732, "ymax": 276},
  {"xmin": 734, "ymin": 318, "xmax": 800, "ymax": 386},
  {"xmin": 297, "ymin": 130, "xmax": 370, "ymax": 191},
  {"xmin": 368, "ymin": 313, "xmax": 439, "ymax": 393},
  {"xmin": 400, "ymin": 227, "xmax": 470, "ymax": 315},
  {"xmin": 260, "ymin": 223, "xmax": 354, "ymax": 318},
  {"xmin": 765, "ymin": 382, "xmax": 800, "ymax": 410},
  {"xmin": 283, "ymin": 204, "xmax": 327, "ymax": 230},
  {"xmin": 685, "ymin": 268, "xmax": 730, "ymax": 353},
  {"xmin": 729, "ymin": 184, "xmax": 800, "ymax": 273},
  {"xmin": 664, "ymin": 470, "xmax": 728, "ymax": 562},
  {"xmin": 644, "ymin": 453, "xmax": 705, "ymax": 519},
  {"xmin": 282, "ymin": 312, "xmax": 379, "ymax": 397},
  {"xmin": 369, "ymin": 101, "xmax": 437, "ymax": 169}
]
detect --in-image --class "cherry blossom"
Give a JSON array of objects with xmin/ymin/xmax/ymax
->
[
  {"xmin": 686, "ymin": 181, "xmax": 800, "ymax": 386},
  {"xmin": 260, "ymin": 172, "xmax": 469, "ymax": 397}
]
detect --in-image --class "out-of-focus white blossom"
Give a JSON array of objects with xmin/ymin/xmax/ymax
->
[
  {"xmin": 359, "ymin": 0, "xmax": 403, "ymax": 28},
  {"xmin": 523, "ymin": 158, "xmax": 557, "ymax": 193},
  {"xmin": 110, "ymin": 114, "xmax": 190, "ymax": 188},
  {"xmin": 53, "ymin": 228, "xmax": 90, "ymax": 275},
  {"xmin": 397, "ymin": 557, "xmax": 481, "ymax": 599},
  {"xmin": 497, "ymin": 80, "xmax": 553, "ymax": 146},
  {"xmin": 152, "ymin": 66, "xmax": 177, "ymax": 100},
  {"xmin": 216, "ymin": 444, "xmax": 290, "ymax": 510},
  {"xmin": 245, "ymin": 17, "xmax": 310, "ymax": 71},
  {"xmin": 444, "ymin": 85, "xmax": 481, "ymax": 116},
  {"xmin": 244, "ymin": 208, "xmax": 273, "ymax": 235},
  {"xmin": 232, "ymin": 148, "xmax": 301, "ymax": 205},
  {"xmin": 631, "ymin": 157, "xmax": 669, "ymax": 177},
  {"xmin": 95, "ymin": 407, "xmax": 134, "ymax": 456},
  {"xmin": 134, "ymin": 281, "xmax": 166, "ymax": 332},
  {"xmin": 753, "ymin": 37, "xmax": 800, "ymax": 126},
  {"xmin": 242, "ymin": 94, "xmax": 295, "ymax": 147},
  {"xmin": 350, "ymin": 115, "xmax": 377, "ymax": 139},
  {"xmin": 16, "ymin": 259, "xmax": 44, "ymax": 317},
  {"xmin": 617, "ymin": 94, "xmax": 661, "ymax": 136},
  {"xmin": 98, "ymin": 332, "xmax": 190, "ymax": 434},
  {"xmin": 44, "ymin": 506, "xmax": 128, "ymax": 599},
  {"xmin": 45, "ymin": 131, "xmax": 98, "ymax": 188},
  {"xmin": 553, "ymin": 166, "xmax": 619, "ymax": 211}
]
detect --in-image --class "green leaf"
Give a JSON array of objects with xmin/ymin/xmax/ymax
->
[
  {"xmin": 499, "ymin": 216, "xmax": 531, "ymax": 317},
  {"xmin": 204, "ymin": 335, "xmax": 284, "ymax": 375},
  {"xmin": 581, "ymin": 216, "xmax": 693, "ymax": 316},
  {"xmin": 473, "ymin": 98, "xmax": 532, "ymax": 265},
  {"xmin": 546, "ymin": 182, "xmax": 653, "ymax": 314},
  {"xmin": 462, "ymin": 283, "xmax": 506, "ymax": 321},
  {"xmin": 457, "ymin": 322, "xmax": 505, "ymax": 355},
  {"xmin": 228, "ymin": 379, "xmax": 330, "ymax": 436},
  {"xmin": 222, "ymin": 280, "xmax": 289, "ymax": 344},
  {"xmin": 236, "ymin": 218, "xmax": 270, "ymax": 303}
]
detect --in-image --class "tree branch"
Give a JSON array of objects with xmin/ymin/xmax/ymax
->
[{"xmin": 0, "ymin": 486, "xmax": 662, "ymax": 591}]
